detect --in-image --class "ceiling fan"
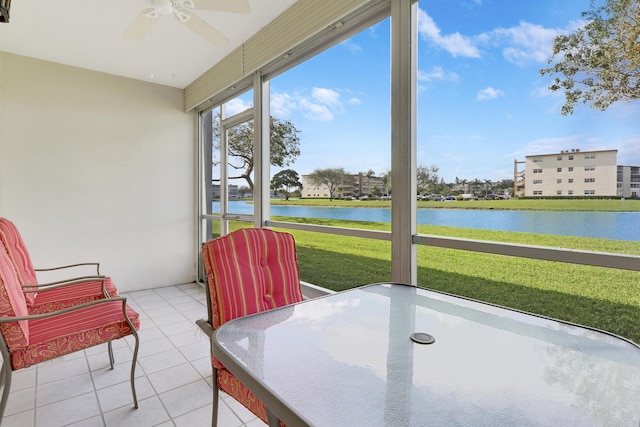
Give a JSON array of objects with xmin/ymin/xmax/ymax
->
[{"xmin": 123, "ymin": 0, "xmax": 251, "ymax": 47}]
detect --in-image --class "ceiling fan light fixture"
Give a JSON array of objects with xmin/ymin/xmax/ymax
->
[
  {"xmin": 151, "ymin": 0, "xmax": 174, "ymax": 15},
  {"xmin": 0, "ymin": 0, "xmax": 10, "ymax": 23}
]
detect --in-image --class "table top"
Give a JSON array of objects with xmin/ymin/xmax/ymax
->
[{"xmin": 212, "ymin": 283, "xmax": 640, "ymax": 427}]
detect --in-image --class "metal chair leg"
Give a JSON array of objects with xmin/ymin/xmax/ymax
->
[
  {"xmin": 266, "ymin": 408, "xmax": 281, "ymax": 427},
  {"xmin": 108, "ymin": 341, "xmax": 114, "ymax": 370},
  {"xmin": 129, "ymin": 328, "xmax": 140, "ymax": 409},
  {"xmin": 212, "ymin": 368, "xmax": 219, "ymax": 427}
]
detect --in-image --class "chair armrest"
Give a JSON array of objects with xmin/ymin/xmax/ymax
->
[
  {"xmin": 0, "ymin": 296, "xmax": 129, "ymax": 323},
  {"xmin": 196, "ymin": 318, "xmax": 215, "ymax": 339},
  {"xmin": 35, "ymin": 262, "xmax": 101, "ymax": 276},
  {"xmin": 22, "ymin": 276, "xmax": 108, "ymax": 296}
]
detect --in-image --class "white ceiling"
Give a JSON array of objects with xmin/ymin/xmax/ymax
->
[{"xmin": 0, "ymin": 0, "xmax": 299, "ymax": 88}]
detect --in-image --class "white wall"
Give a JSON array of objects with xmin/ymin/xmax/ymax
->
[{"xmin": 0, "ymin": 53, "xmax": 196, "ymax": 291}]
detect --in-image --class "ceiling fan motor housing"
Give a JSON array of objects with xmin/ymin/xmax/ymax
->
[{"xmin": 149, "ymin": 0, "xmax": 194, "ymax": 15}]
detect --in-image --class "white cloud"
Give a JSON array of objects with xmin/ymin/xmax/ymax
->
[
  {"xmin": 418, "ymin": 6, "xmax": 585, "ymax": 67},
  {"xmin": 476, "ymin": 86, "xmax": 504, "ymax": 101},
  {"xmin": 511, "ymin": 135, "xmax": 583, "ymax": 159},
  {"xmin": 490, "ymin": 21, "xmax": 562, "ymax": 65},
  {"xmin": 312, "ymin": 87, "xmax": 342, "ymax": 108},
  {"xmin": 271, "ymin": 92, "xmax": 296, "ymax": 117},
  {"xmin": 299, "ymin": 98, "xmax": 334, "ymax": 121},
  {"xmin": 270, "ymin": 87, "xmax": 360, "ymax": 122},
  {"xmin": 340, "ymin": 39, "xmax": 363, "ymax": 54},
  {"xmin": 417, "ymin": 8, "xmax": 480, "ymax": 58},
  {"xmin": 618, "ymin": 134, "xmax": 640, "ymax": 166},
  {"xmin": 225, "ymin": 98, "xmax": 252, "ymax": 116},
  {"xmin": 418, "ymin": 66, "xmax": 460, "ymax": 83}
]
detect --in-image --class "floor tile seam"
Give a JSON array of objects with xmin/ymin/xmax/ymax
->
[
  {"xmin": 188, "ymin": 358, "xmax": 214, "ymax": 382},
  {"xmin": 34, "ymin": 348, "xmax": 91, "ymax": 386},
  {"xmin": 156, "ymin": 384, "xmax": 215, "ymax": 422},
  {"xmin": 86, "ymin": 357, "xmax": 109, "ymax": 427},
  {"xmin": 100, "ymin": 394, "xmax": 170, "ymax": 426},
  {"xmin": 148, "ymin": 365, "xmax": 208, "ymax": 396},
  {"xmin": 34, "ymin": 371, "xmax": 96, "ymax": 409},
  {"xmin": 33, "ymin": 389, "xmax": 102, "ymax": 427},
  {"xmin": 3, "ymin": 407, "xmax": 36, "ymax": 426}
]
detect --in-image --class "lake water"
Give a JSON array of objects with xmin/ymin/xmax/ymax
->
[{"xmin": 216, "ymin": 201, "xmax": 640, "ymax": 241}]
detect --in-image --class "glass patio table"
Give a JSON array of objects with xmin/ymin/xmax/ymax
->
[{"xmin": 212, "ymin": 283, "xmax": 640, "ymax": 426}]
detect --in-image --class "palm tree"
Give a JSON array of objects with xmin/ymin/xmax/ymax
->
[{"xmin": 484, "ymin": 179, "xmax": 493, "ymax": 195}]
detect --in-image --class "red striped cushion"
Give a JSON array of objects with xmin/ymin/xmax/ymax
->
[
  {"xmin": 29, "ymin": 277, "xmax": 119, "ymax": 315},
  {"xmin": 0, "ymin": 246, "xmax": 30, "ymax": 350},
  {"xmin": 218, "ymin": 367, "xmax": 271, "ymax": 424},
  {"xmin": 0, "ymin": 218, "xmax": 38, "ymax": 305},
  {"xmin": 202, "ymin": 228, "xmax": 303, "ymax": 329},
  {"xmin": 10, "ymin": 301, "xmax": 140, "ymax": 370}
]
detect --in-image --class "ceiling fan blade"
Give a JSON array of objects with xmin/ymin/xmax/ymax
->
[
  {"xmin": 182, "ymin": 12, "xmax": 229, "ymax": 47},
  {"xmin": 193, "ymin": 0, "xmax": 251, "ymax": 14},
  {"xmin": 123, "ymin": 9, "xmax": 156, "ymax": 40}
]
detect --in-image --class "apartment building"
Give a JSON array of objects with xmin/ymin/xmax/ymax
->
[
  {"xmin": 524, "ymin": 149, "xmax": 618, "ymax": 197},
  {"xmin": 617, "ymin": 165, "xmax": 640, "ymax": 198},
  {"xmin": 301, "ymin": 172, "xmax": 385, "ymax": 198}
]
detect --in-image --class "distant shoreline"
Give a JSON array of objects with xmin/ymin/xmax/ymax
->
[{"xmin": 264, "ymin": 198, "xmax": 640, "ymax": 212}]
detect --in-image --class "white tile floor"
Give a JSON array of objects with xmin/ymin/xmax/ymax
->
[{"xmin": 2, "ymin": 283, "xmax": 269, "ymax": 427}]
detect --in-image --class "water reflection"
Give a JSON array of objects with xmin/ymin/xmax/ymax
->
[{"xmin": 216, "ymin": 201, "xmax": 640, "ymax": 241}]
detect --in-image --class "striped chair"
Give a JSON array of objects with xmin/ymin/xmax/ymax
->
[
  {"xmin": 0, "ymin": 218, "xmax": 119, "ymax": 312},
  {"xmin": 0, "ymin": 240, "xmax": 140, "ymax": 422},
  {"xmin": 197, "ymin": 228, "xmax": 303, "ymax": 427}
]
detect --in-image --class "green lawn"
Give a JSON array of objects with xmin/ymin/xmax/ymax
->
[{"xmin": 261, "ymin": 216, "xmax": 640, "ymax": 344}]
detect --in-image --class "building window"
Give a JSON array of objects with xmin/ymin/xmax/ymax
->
[
  {"xmin": 584, "ymin": 166, "xmax": 595, "ymax": 171},
  {"xmin": 557, "ymin": 156, "xmax": 562, "ymax": 161},
  {"xmin": 533, "ymin": 180, "xmax": 542, "ymax": 184},
  {"xmin": 533, "ymin": 190, "xmax": 542, "ymax": 195},
  {"xmin": 584, "ymin": 178, "xmax": 595, "ymax": 183},
  {"xmin": 557, "ymin": 168, "xmax": 562, "ymax": 172},
  {"xmin": 585, "ymin": 154, "xmax": 596, "ymax": 159},
  {"xmin": 568, "ymin": 167, "xmax": 574, "ymax": 172},
  {"xmin": 584, "ymin": 189, "xmax": 595, "ymax": 195},
  {"xmin": 557, "ymin": 190, "xmax": 562, "ymax": 195},
  {"xmin": 533, "ymin": 169, "xmax": 542, "ymax": 174},
  {"xmin": 557, "ymin": 179, "xmax": 562, "ymax": 184},
  {"xmin": 533, "ymin": 158, "xmax": 542, "ymax": 163},
  {"xmin": 568, "ymin": 190, "xmax": 574, "ymax": 195},
  {"xmin": 568, "ymin": 178, "xmax": 573, "ymax": 183},
  {"xmin": 568, "ymin": 155, "xmax": 574, "ymax": 160}
]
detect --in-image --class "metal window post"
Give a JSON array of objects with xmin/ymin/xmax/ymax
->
[{"xmin": 390, "ymin": 0, "xmax": 418, "ymax": 284}]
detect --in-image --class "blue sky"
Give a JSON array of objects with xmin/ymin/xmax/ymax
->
[{"xmin": 227, "ymin": 0, "xmax": 640, "ymax": 183}]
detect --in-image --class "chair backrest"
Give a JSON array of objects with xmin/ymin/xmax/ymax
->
[
  {"xmin": 0, "ymin": 243, "xmax": 30, "ymax": 351},
  {"xmin": 202, "ymin": 228, "xmax": 303, "ymax": 329},
  {"xmin": 0, "ymin": 218, "xmax": 38, "ymax": 305}
]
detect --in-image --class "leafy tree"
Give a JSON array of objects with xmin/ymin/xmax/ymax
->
[
  {"xmin": 484, "ymin": 179, "xmax": 493, "ymax": 195},
  {"xmin": 381, "ymin": 171, "xmax": 391, "ymax": 197},
  {"xmin": 237, "ymin": 186, "xmax": 251, "ymax": 198},
  {"xmin": 213, "ymin": 115, "xmax": 301, "ymax": 190},
  {"xmin": 271, "ymin": 169, "xmax": 302, "ymax": 201},
  {"xmin": 471, "ymin": 179, "xmax": 482, "ymax": 195},
  {"xmin": 307, "ymin": 168, "xmax": 350, "ymax": 201},
  {"xmin": 461, "ymin": 179, "xmax": 469, "ymax": 193},
  {"xmin": 540, "ymin": 0, "xmax": 640, "ymax": 115},
  {"xmin": 416, "ymin": 164, "xmax": 440, "ymax": 194}
]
